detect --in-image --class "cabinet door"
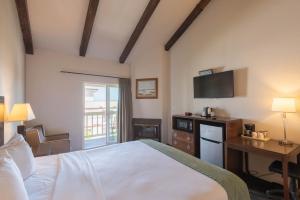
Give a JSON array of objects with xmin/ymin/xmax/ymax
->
[
  {"xmin": 173, "ymin": 131, "xmax": 194, "ymax": 143},
  {"xmin": 200, "ymin": 138, "xmax": 223, "ymax": 167},
  {"xmin": 200, "ymin": 124, "xmax": 223, "ymax": 142},
  {"xmin": 173, "ymin": 138, "xmax": 194, "ymax": 155}
]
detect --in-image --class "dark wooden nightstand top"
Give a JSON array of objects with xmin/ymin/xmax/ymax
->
[{"xmin": 32, "ymin": 143, "xmax": 52, "ymax": 157}]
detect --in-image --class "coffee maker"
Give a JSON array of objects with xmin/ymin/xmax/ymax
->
[
  {"xmin": 244, "ymin": 123, "xmax": 255, "ymax": 136},
  {"xmin": 201, "ymin": 107, "xmax": 215, "ymax": 118}
]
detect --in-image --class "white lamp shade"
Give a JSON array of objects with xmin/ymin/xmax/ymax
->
[
  {"xmin": 8, "ymin": 103, "xmax": 35, "ymax": 122},
  {"xmin": 272, "ymin": 98, "xmax": 296, "ymax": 113}
]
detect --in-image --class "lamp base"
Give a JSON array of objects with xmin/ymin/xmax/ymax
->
[{"xmin": 278, "ymin": 139, "xmax": 293, "ymax": 146}]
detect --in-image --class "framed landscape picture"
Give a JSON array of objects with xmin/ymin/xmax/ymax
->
[{"xmin": 136, "ymin": 78, "xmax": 158, "ymax": 99}]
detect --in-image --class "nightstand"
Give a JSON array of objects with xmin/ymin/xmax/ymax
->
[{"xmin": 32, "ymin": 143, "xmax": 52, "ymax": 157}]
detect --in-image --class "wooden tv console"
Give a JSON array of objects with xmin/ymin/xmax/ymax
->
[{"xmin": 172, "ymin": 115, "xmax": 242, "ymax": 158}]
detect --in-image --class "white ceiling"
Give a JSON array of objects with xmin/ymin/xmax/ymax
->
[{"xmin": 27, "ymin": 0, "xmax": 199, "ymax": 63}]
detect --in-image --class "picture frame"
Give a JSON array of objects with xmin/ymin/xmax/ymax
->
[{"xmin": 136, "ymin": 78, "xmax": 158, "ymax": 99}]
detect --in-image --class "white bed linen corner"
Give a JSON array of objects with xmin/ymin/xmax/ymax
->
[{"xmin": 25, "ymin": 141, "xmax": 228, "ymax": 200}]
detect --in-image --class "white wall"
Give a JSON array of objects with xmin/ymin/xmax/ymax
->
[
  {"xmin": 170, "ymin": 0, "xmax": 300, "ymax": 182},
  {"xmin": 0, "ymin": 0, "xmax": 25, "ymax": 142},
  {"xmin": 130, "ymin": 46, "xmax": 170, "ymax": 143},
  {"xmin": 26, "ymin": 50, "xmax": 130, "ymax": 150}
]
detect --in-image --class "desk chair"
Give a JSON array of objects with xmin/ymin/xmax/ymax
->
[{"xmin": 266, "ymin": 160, "xmax": 300, "ymax": 200}]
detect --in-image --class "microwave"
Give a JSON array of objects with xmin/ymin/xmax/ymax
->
[{"xmin": 173, "ymin": 117, "xmax": 193, "ymax": 133}]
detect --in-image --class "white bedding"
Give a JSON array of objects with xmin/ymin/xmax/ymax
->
[
  {"xmin": 25, "ymin": 141, "xmax": 228, "ymax": 200},
  {"xmin": 52, "ymin": 151, "xmax": 105, "ymax": 200}
]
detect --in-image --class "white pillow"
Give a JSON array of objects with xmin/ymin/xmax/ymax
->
[
  {"xmin": 0, "ymin": 134, "xmax": 36, "ymax": 179},
  {"xmin": 0, "ymin": 151, "xmax": 29, "ymax": 200},
  {"xmin": 6, "ymin": 133, "xmax": 25, "ymax": 145}
]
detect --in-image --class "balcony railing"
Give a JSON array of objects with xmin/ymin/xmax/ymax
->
[{"xmin": 84, "ymin": 108, "xmax": 118, "ymax": 141}]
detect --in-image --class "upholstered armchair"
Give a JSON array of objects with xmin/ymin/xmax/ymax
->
[{"xmin": 26, "ymin": 125, "xmax": 70, "ymax": 155}]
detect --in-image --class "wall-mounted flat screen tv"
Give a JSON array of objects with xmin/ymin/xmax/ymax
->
[{"xmin": 193, "ymin": 70, "xmax": 234, "ymax": 98}]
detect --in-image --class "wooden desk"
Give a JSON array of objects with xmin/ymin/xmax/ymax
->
[{"xmin": 225, "ymin": 137, "xmax": 300, "ymax": 200}]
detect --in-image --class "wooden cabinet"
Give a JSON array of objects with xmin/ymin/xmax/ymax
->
[
  {"xmin": 172, "ymin": 115, "xmax": 242, "ymax": 158},
  {"xmin": 172, "ymin": 130, "xmax": 194, "ymax": 155}
]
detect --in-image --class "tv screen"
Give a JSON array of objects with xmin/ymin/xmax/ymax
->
[{"xmin": 194, "ymin": 71, "xmax": 234, "ymax": 98}]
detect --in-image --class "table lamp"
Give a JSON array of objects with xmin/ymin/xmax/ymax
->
[
  {"xmin": 8, "ymin": 103, "xmax": 35, "ymax": 138},
  {"xmin": 272, "ymin": 98, "xmax": 296, "ymax": 145}
]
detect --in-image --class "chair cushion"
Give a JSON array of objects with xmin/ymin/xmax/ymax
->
[
  {"xmin": 33, "ymin": 125, "xmax": 47, "ymax": 142},
  {"xmin": 33, "ymin": 125, "xmax": 45, "ymax": 135},
  {"xmin": 27, "ymin": 127, "xmax": 46, "ymax": 143},
  {"xmin": 25, "ymin": 129, "xmax": 41, "ymax": 147},
  {"xmin": 269, "ymin": 160, "xmax": 300, "ymax": 179}
]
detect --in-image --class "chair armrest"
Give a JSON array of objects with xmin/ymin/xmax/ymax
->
[
  {"xmin": 32, "ymin": 143, "xmax": 52, "ymax": 157},
  {"xmin": 44, "ymin": 138, "xmax": 70, "ymax": 144},
  {"xmin": 45, "ymin": 133, "xmax": 69, "ymax": 141},
  {"xmin": 43, "ymin": 139, "xmax": 70, "ymax": 154}
]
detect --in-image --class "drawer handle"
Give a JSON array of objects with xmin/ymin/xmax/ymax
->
[
  {"xmin": 187, "ymin": 136, "xmax": 190, "ymax": 141},
  {"xmin": 174, "ymin": 140, "xmax": 177, "ymax": 145},
  {"xmin": 174, "ymin": 133, "xmax": 177, "ymax": 137}
]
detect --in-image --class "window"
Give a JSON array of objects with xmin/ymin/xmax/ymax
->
[{"xmin": 84, "ymin": 83, "xmax": 119, "ymax": 149}]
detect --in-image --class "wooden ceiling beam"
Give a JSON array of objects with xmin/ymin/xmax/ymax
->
[
  {"xmin": 119, "ymin": 0, "xmax": 160, "ymax": 64},
  {"xmin": 164, "ymin": 0, "xmax": 211, "ymax": 51},
  {"xmin": 80, "ymin": 0, "xmax": 100, "ymax": 57},
  {"xmin": 15, "ymin": 0, "xmax": 34, "ymax": 54}
]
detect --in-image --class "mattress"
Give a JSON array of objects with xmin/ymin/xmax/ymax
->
[{"xmin": 24, "ymin": 141, "xmax": 229, "ymax": 200}]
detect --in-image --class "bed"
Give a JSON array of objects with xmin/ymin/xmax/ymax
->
[{"xmin": 0, "ymin": 97, "xmax": 250, "ymax": 200}]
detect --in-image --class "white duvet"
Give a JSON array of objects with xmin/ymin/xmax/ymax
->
[{"xmin": 25, "ymin": 141, "xmax": 228, "ymax": 200}]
